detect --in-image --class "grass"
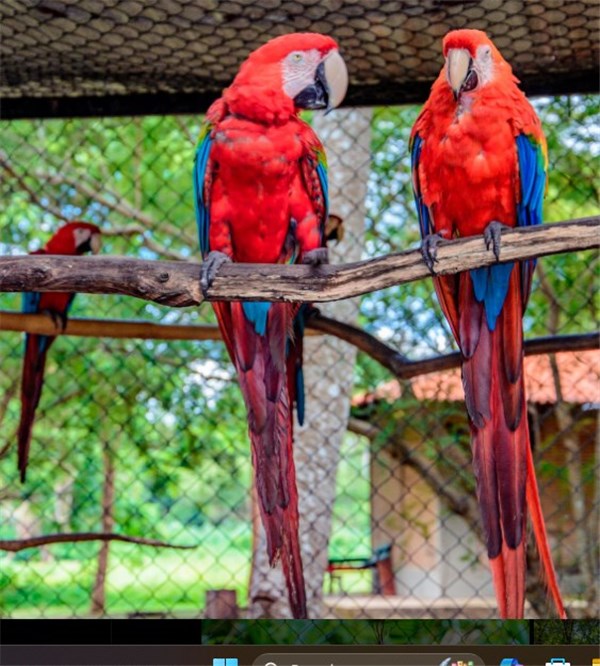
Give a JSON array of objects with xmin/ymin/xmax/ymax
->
[
  {"xmin": 1, "ymin": 542, "xmax": 250, "ymax": 618},
  {"xmin": 1, "ymin": 435, "xmax": 372, "ymax": 617},
  {"xmin": 1, "ymin": 525, "xmax": 373, "ymax": 617}
]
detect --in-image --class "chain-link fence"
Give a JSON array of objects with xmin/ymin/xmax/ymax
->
[{"xmin": 1, "ymin": 94, "xmax": 597, "ymax": 621}]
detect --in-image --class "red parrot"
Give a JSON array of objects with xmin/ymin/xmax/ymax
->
[
  {"xmin": 18, "ymin": 222, "xmax": 101, "ymax": 483},
  {"xmin": 410, "ymin": 29, "xmax": 565, "ymax": 618},
  {"xmin": 193, "ymin": 33, "xmax": 348, "ymax": 618}
]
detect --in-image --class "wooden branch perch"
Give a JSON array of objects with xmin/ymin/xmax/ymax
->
[
  {"xmin": 1, "ymin": 310, "xmax": 596, "ymax": 380},
  {"xmin": 0, "ymin": 217, "xmax": 597, "ymax": 305},
  {"xmin": 0, "ymin": 532, "xmax": 197, "ymax": 552},
  {"xmin": 0, "ymin": 311, "xmax": 226, "ymax": 341}
]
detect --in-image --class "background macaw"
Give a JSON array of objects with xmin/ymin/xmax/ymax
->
[
  {"xmin": 18, "ymin": 222, "xmax": 101, "ymax": 482},
  {"xmin": 410, "ymin": 29, "xmax": 566, "ymax": 618},
  {"xmin": 193, "ymin": 33, "xmax": 348, "ymax": 618}
]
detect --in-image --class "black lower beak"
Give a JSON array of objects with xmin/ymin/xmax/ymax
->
[
  {"xmin": 460, "ymin": 67, "xmax": 478, "ymax": 96},
  {"xmin": 77, "ymin": 239, "xmax": 92, "ymax": 254},
  {"xmin": 293, "ymin": 61, "xmax": 329, "ymax": 110}
]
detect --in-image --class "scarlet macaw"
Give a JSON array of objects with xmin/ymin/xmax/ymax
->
[
  {"xmin": 410, "ymin": 29, "xmax": 565, "ymax": 618},
  {"xmin": 193, "ymin": 33, "xmax": 348, "ymax": 618},
  {"xmin": 18, "ymin": 222, "xmax": 101, "ymax": 482}
]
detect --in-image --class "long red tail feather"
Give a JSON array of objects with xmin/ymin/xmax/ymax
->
[
  {"xmin": 18, "ymin": 335, "xmax": 53, "ymax": 483},
  {"xmin": 525, "ymin": 443, "xmax": 567, "ymax": 619},
  {"xmin": 214, "ymin": 302, "xmax": 307, "ymax": 618},
  {"xmin": 448, "ymin": 269, "xmax": 565, "ymax": 618}
]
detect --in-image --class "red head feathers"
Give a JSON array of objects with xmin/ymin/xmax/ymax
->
[
  {"xmin": 222, "ymin": 32, "xmax": 347, "ymax": 123},
  {"xmin": 44, "ymin": 221, "xmax": 102, "ymax": 255},
  {"xmin": 441, "ymin": 29, "xmax": 515, "ymax": 99}
]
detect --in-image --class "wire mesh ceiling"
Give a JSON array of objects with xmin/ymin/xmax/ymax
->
[{"xmin": 1, "ymin": 0, "xmax": 598, "ymax": 118}]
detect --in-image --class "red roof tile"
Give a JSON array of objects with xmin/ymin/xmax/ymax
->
[{"xmin": 354, "ymin": 350, "xmax": 600, "ymax": 406}]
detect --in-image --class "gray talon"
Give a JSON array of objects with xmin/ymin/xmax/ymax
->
[
  {"xmin": 421, "ymin": 233, "xmax": 443, "ymax": 274},
  {"xmin": 302, "ymin": 248, "xmax": 329, "ymax": 266},
  {"xmin": 201, "ymin": 251, "xmax": 232, "ymax": 296},
  {"xmin": 484, "ymin": 221, "xmax": 510, "ymax": 261}
]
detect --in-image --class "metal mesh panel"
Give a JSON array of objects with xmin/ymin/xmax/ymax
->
[
  {"xmin": 1, "ymin": 0, "xmax": 598, "ymax": 114},
  {"xmin": 1, "ymin": 94, "xmax": 597, "ymax": 622}
]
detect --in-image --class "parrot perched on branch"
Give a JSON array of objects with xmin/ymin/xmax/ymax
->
[
  {"xmin": 410, "ymin": 29, "xmax": 565, "ymax": 619},
  {"xmin": 17, "ymin": 222, "xmax": 101, "ymax": 483},
  {"xmin": 193, "ymin": 33, "xmax": 348, "ymax": 618}
]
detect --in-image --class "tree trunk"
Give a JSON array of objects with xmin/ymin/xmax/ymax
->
[
  {"xmin": 11, "ymin": 500, "xmax": 52, "ymax": 562},
  {"xmin": 54, "ymin": 473, "xmax": 75, "ymax": 531},
  {"xmin": 248, "ymin": 108, "xmax": 373, "ymax": 618},
  {"xmin": 90, "ymin": 440, "xmax": 115, "ymax": 615}
]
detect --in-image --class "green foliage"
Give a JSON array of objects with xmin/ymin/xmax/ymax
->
[
  {"xmin": 532, "ymin": 619, "xmax": 600, "ymax": 645},
  {"xmin": 202, "ymin": 619, "xmax": 530, "ymax": 645}
]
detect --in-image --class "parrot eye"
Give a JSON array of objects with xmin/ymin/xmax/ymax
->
[{"xmin": 290, "ymin": 52, "xmax": 304, "ymax": 64}]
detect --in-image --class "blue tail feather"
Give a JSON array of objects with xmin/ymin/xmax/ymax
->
[
  {"xmin": 242, "ymin": 301, "xmax": 271, "ymax": 336},
  {"xmin": 470, "ymin": 263, "xmax": 515, "ymax": 331}
]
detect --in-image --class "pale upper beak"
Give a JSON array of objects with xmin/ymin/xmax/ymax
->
[
  {"xmin": 323, "ymin": 49, "xmax": 348, "ymax": 112},
  {"xmin": 90, "ymin": 232, "xmax": 102, "ymax": 254},
  {"xmin": 446, "ymin": 48, "xmax": 472, "ymax": 97}
]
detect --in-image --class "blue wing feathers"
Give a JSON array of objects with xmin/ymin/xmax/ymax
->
[
  {"xmin": 316, "ymin": 161, "xmax": 329, "ymax": 218},
  {"xmin": 22, "ymin": 292, "xmax": 51, "ymax": 354},
  {"xmin": 470, "ymin": 134, "xmax": 545, "ymax": 330},
  {"xmin": 516, "ymin": 133, "xmax": 545, "ymax": 306},
  {"xmin": 470, "ymin": 263, "xmax": 515, "ymax": 331},
  {"xmin": 242, "ymin": 302, "xmax": 271, "ymax": 337},
  {"xmin": 516, "ymin": 134, "xmax": 544, "ymax": 229},
  {"xmin": 22, "ymin": 291, "xmax": 40, "ymax": 314},
  {"xmin": 411, "ymin": 135, "xmax": 431, "ymax": 238},
  {"xmin": 193, "ymin": 131, "xmax": 213, "ymax": 257}
]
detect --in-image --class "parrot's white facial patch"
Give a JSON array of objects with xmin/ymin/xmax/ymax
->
[
  {"xmin": 73, "ymin": 226, "xmax": 92, "ymax": 247},
  {"xmin": 282, "ymin": 48, "xmax": 323, "ymax": 100},
  {"xmin": 73, "ymin": 227, "xmax": 101, "ymax": 254},
  {"xmin": 446, "ymin": 44, "xmax": 495, "ymax": 97},
  {"xmin": 473, "ymin": 44, "xmax": 494, "ymax": 86}
]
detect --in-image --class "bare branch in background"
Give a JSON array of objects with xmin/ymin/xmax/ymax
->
[
  {"xmin": 0, "ymin": 532, "xmax": 198, "ymax": 552},
  {"xmin": 0, "ymin": 151, "xmax": 69, "ymax": 222},
  {"xmin": 0, "ymin": 308, "xmax": 595, "ymax": 378},
  {"xmin": 36, "ymin": 170, "xmax": 197, "ymax": 247},
  {"xmin": 173, "ymin": 116, "xmax": 198, "ymax": 146}
]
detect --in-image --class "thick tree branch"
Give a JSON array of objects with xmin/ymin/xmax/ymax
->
[
  {"xmin": 0, "ymin": 532, "xmax": 197, "ymax": 552},
  {"xmin": 0, "ymin": 217, "xmax": 596, "ymax": 305},
  {"xmin": 311, "ymin": 313, "xmax": 598, "ymax": 379}
]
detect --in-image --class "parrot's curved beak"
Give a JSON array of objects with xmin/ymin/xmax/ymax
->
[
  {"xmin": 323, "ymin": 49, "xmax": 348, "ymax": 113},
  {"xmin": 90, "ymin": 232, "xmax": 102, "ymax": 254},
  {"xmin": 447, "ymin": 48, "xmax": 477, "ymax": 100},
  {"xmin": 293, "ymin": 49, "xmax": 348, "ymax": 113}
]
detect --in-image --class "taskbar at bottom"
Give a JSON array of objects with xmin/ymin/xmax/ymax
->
[{"xmin": 1, "ymin": 645, "xmax": 598, "ymax": 665}]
